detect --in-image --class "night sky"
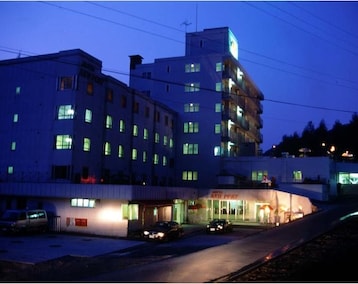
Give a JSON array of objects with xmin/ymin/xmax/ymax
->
[{"xmin": 1, "ymin": 1, "xmax": 357, "ymax": 152}]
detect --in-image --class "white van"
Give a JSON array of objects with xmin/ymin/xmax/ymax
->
[{"xmin": 0, "ymin": 209, "xmax": 49, "ymax": 233}]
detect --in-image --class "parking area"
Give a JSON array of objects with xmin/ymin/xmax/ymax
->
[{"xmin": 0, "ymin": 232, "xmax": 144, "ymax": 264}]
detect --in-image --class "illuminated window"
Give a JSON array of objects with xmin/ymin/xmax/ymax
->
[
  {"xmin": 118, "ymin": 145, "xmax": 124, "ymax": 158},
  {"xmin": 185, "ymin": 63, "xmax": 200, "ymax": 72},
  {"xmin": 216, "ymin": 82, "xmax": 222, "ymax": 92},
  {"xmin": 85, "ymin": 109, "xmax": 92, "ymax": 123},
  {"xmin": 133, "ymin": 125, "xmax": 138, "ymax": 137},
  {"xmin": 58, "ymin": 105, "xmax": 74, "ymax": 120},
  {"xmin": 162, "ymin": 156, "xmax": 167, "ymax": 166},
  {"xmin": 119, "ymin": 120, "xmax": 125, "ymax": 132},
  {"xmin": 293, "ymin": 171, "xmax": 302, "ymax": 182},
  {"xmin": 143, "ymin": 128, "xmax": 149, "ymax": 140},
  {"xmin": 71, "ymin": 198, "xmax": 96, "ymax": 208},
  {"xmin": 215, "ymin": 124, "xmax": 221, "ymax": 134},
  {"xmin": 184, "ymin": 103, "xmax": 199, "ymax": 112},
  {"xmin": 132, "ymin": 148, "xmax": 137, "ymax": 160},
  {"xmin": 184, "ymin": 82, "xmax": 200, "ymax": 92},
  {"xmin": 338, "ymin": 172, "xmax": 358, "ymax": 184},
  {"xmin": 59, "ymin": 76, "xmax": 73, "ymax": 90},
  {"xmin": 104, "ymin": 142, "xmax": 111, "ymax": 156},
  {"xmin": 214, "ymin": 146, "xmax": 221, "ymax": 156},
  {"xmin": 83, "ymin": 138, "xmax": 91, "ymax": 152},
  {"xmin": 216, "ymin": 62, "xmax": 222, "ymax": 72},
  {"xmin": 16, "ymin": 86, "xmax": 21, "ymax": 95},
  {"xmin": 183, "ymin": 143, "xmax": 199, "ymax": 155},
  {"xmin": 163, "ymin": 135, "xmax": 168, "ymax": 146},
  {"xmin": 11, "ymin": 141, "xmax": 16, "ymax": 151},
  {"xmin": 154, "ymin": 133, "xmax": 160, "ymax": 143},
  {"xmin": 153, "ymin": 153, "xmax": 159, "ymax": 165},
  {"xmin": 143, "ymin": 151, "xmax": 147, "ymax": 162},
  {"xmin": 169, "ymin": 138, "xmax": 174, "ymax": 148},
  {"xmin": 182, "ymin": 171, "xmax": 198, "ymax": 181},
  {"xmin": 184, "ymin": 122, "xmax": 199, "ymax": 133},
  {"xmin": 215, "ymin": 103, "xmax": 222, "ymax": 112},
  {"xmin": 105, "ymin": 115, "xmax": 113, "ymax": 129},
  {"xmin": 13, "ymin": 114, "xmax": 18, "ymax": 123},
  {"xmin": 122, "ymin": 204, "xmax": 139, "ymax": 220},
  {"xmin": 252, "ymin": 170, "xmax": 268, "ymax": 182},
  {"xmin": 7, "ymin": 166, "xmax": 14, "ymax": 175},
  {"xmin": 56, "ymin": 135, "xmax": 72, "ymax": 150},
  {"xmin": 87, "ymin": 82, "xmax": 94, "ymax": 95}
]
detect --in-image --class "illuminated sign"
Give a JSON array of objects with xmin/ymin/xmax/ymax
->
[{"xmin": 228, "ymin": 29, "xmax": 238, "ymax": 60}]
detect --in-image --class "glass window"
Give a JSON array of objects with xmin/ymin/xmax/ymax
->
[
  {"xmin": 143, "ymin": 128, "xmax": 149, "ymax": 140},
  {"xmin": 87, "ymin": 82, "xmax": 94, "ymax": 95},
  {"xmin": 106, "ymin": 88, "xmax": 113, "ymax": 102},
  {"xmin": 182, "ymin": 171, "xmax": 198, "ymax": 181},
  {"xmin": 215, "ymin": 103, "xmax": 222, "ymax": 113},
  {"xmin": 11, "ymin": 141, "xmax": 16, "ymax": 151},
  {"xmin": 133, "ymin": 125, "xmax": 138, "ymax": 137},
  {"xmin": 56, "ymin": 135, "xmax": 72, "ymax": 150},
  {"xmin": 119, "ymin": 120, "xmax": 125, "ymax": 132},
  {"xmin": 118, "ymin": 145, "xmax": 124, "ymax": 158},
  {"xmin": 58, "ymin": 105, "xmax": 74, "ymax": 120},
  {"xmin": 169, "ymin": 138, "xmax": 174, "ymax": 148},
  {"xmin": 185, "ymin": 63, "xmax": 200, "ymax": 73},
  {"xmin": 59, "ymin": 76, "xmax": 73, "ymax": 90},
  {"xmin": 142, "ymin": 151, "xmax": 147, "ymax": 162},
  {"xmin": 216, "ymin": 62, "xmax": 222, "ymax": 72},
  {"xmin": 184, "ymin": 83, "xmax": 200, "ymax": 92},
  {"xmin": 214, "ymin": 146, "xmax": 221, "ymax": 156},
  {"xmin": 154, "ymin": 133, "xmax": 160, "ymax": 143},
  {"xmin": 183, "ymin": 143, "xmax": 199, "ymax": 155},
  {"xmin": 13, "ymin": 114, "xmax": 18, "ymax": 123},
  {"xmin": 293, "ymin": 171, "xmax": 302, "ymax": 182},
  {"xmin": 132, "ymin": 148, "xmax": 137, "ymax": 160},
  {"xmin": 163, "ymin": 135, "xmax": 168, "ymax": 146},
  {"xmin": 162, "ymin": 156, "xmax": 167, "ymax": 166},
  {"xmin": 71, "ymin": 198, "xmax": 96, "ymax": 208},
  {"xmin": 184, "ymin": 103, "xmax": 199, "ymax": 112},
  {"xmin": 7, "ymin": 166, "xmax": 14, "ymax": 175},
  {"xmin": 85, "ymin": 109, "xmax": 92, "ymax": 123},
  {"xmin": 83, "ymin": 138, "xmax": 91, "ymax": 152},
  {"xmin": 105, "ymin": 115, "xmax": 113, "ymax": 129},
  {"xmin": 104, "ymin": 142, "xmax": 111, "ymax": 156},
  {"xmin": 153, "ymin": 153, "xmax": 159, "ymax": 165},
  {"xmin": 216, "ymin": 82, "xmax": 222, "ymax": 92},
  {"xmin": 184, "ymin": 122, "xmax": 199, "ymax": 133},
  {"xmin": 215, "ymin": 124, "xmax": 221, "ymax": 134},
  {"xmin": 16, "ymin": 86, "xmax": 21, "ymax": 95},
  {"xmin": 121, "ymin": 95, "xmax": 127, "ymax": 108}
]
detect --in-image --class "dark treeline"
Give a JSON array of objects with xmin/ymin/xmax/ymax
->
[{"xmin": 264, "ymin": 113, "xmax": 358, "ymax": 162}]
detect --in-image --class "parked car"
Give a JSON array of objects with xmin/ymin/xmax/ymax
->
[
  {"xmin": 0, "ymin": 209, "xmax": 49, "ymax": 234},
  {"xmin": 206, "ymin": 219, "xmax": 233, "ymax": 234},
  {"xmin": 142, "ymin": 221, "xmax": 184, "ymax": 241}
]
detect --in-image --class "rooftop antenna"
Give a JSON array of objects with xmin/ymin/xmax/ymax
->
[{"xmin": 181, "ymin": 20, "xmax": 192, "ymax": 33}]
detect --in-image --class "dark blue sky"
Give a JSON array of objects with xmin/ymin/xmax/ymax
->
[{"xmin": 1, "ymin": 1, "xmax": 357, "ymax": 152}]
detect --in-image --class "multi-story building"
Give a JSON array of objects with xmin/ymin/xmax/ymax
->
[
  {"xmin": 0, "ymin": 49, "xmax": 176, "ymax": 186},
  {"xmin": 129, "ymin": 27, "xmax": 264, "ymax": 188}
]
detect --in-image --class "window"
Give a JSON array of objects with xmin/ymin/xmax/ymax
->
[
  {"xmin": 154, "ymin": 132, "xmax": 160, "ymax": 143},
  {"xmin": 153, "ymin": 153, "xmax": 159, "ymax": 165},
  {"xmin": 215, "ymin": 124, "xmax": 221, "ymax": 134},
  {"xmin": 214, "ymin": 146, "xmax": 221, "ymax": 156},
  {"xmin": 83, "ymin": 138, "xmax": 91, "ymax": 152},
  {"xmin": 216, "ymin": 82, "xmax": 222, "ymax": 92},
  {"xmin": 133, "ymin": 102, "xmax": 139, "ymax": 113},
  {"xmin": 11, "ymin": 141, "xmax": 16, "ymax": 151},
  {"xmin": 87, "ymin": 82, "xmax": 94, "ymax": 95},
  {"xmin": 145, "ymin": 106, "xmax": 150, "ymax": 117},
  {"xmin": 143, "ymin": 128, "xmax": 149, "ymax": 140},
  {"xmin": 163, "ymin": 135, "xmax": 168, "ymax": 146},
  {"xmin": 52, "ymin": 165, "xmax": 70, "ymax": 179},
  {"xmin": 216, "ymin": 62, "xmax": 222, "ymax": 72},
  {"xmin": 293, "ymin": 171, "xmax": 303, "ymax": 182},
  {"xmin": 184, "ymin": 122, "xmax": 199, "ymax": 133},
  {"xmin": 132, "ymin": 148, "xmax": 137, "ymax": 160},
  {"xmin": 183, "ymin": 143, "xmax": 199, "ymax": 155},
  {"xmin": 185, "ymin": 82, "xmax": 200, "ymax": 92},
  {"xmin": 119, "ymin": 120, "xmax": 125, "ymax": 132},
  {"xmin": 155, "ymin": 111, "xmax": 160, "ymax": 122},
  {"xmin": 85, "ymin": 109, "xmax": 92, "ymax": 123},
  {"xmin": 105, "ymin": 115, "xmax": 113, "ymax": 129},
  {"xmin": 118, "ymin": 145, "xmax": 124, "ymax": 158},
  {"xmin": 56, "ymin": 135, "xmax": 72, "ymax": 150},
  {"xmin": 169, "ymin": 138, "xmax": 174, "ymax": 148},
  {"xmin": 252, "ymin": 170, "xmax": 268, "ymax": 182},
  {"xmin": 13, "ymin": 114, "xmax": 18, "ymax": 123},
  {"xmin": 165, "ymin": 115, "xmax": 169, "ymax": 126},
  {"xmin": 71, "ymin": 198, "xmax": 96, "ymax": 208},
  {"xmin": 185, "ymin": 63, "xmax": 200, "ymax": 73},
  {"xmin": 162, "ymin": 156, "xmax": 167, "ymax": 166},
  {"xmin": 133, "ymin": 125, "xmax": 138, "ymax": 137},
  {"xmin": 59, "ymin": 76, "xmax": 73, "ymax": 90},
  {"xmin": 58, "ymin": 105, "xmax": 74, "ymax": 120},
  {"xmin": 104, "ymin": 142, "xmax": 111, "ymax": 156},
  {"xmin": 106, "ymin": 88, "xmax": 113, "ymax": 102},
  {"xmin": 182, "ymin": 171, "xmax": 198, "ymax": 181},
  {"xmin": 7, "ymin": 166, "xmax": 14, "ymax": 175},
  {"xmin": 16, "ymin": 86, "xmax": 21, "ymax": 95},
  {"xmin": 142, "ymin": 151, "xmax": 147, "ymax": 163},
  {"xmin": 122, "ymin": 204, "xmax": 139, "ymax": 220},
  {"xmin": 184, "ymin": 103, "xmax": 199, "ymax": 112},
  {"xmin": 215, "ymin": 103, "xmax": 222, "ymax": 112},
  {"xmin": 121, "ymin": 95, "xmax": 127, "ymax": 108}
]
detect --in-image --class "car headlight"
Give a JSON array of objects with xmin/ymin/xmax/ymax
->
[
  {"xmin": 158, "ymin": 232, "xmax": 165, "ymax": 238},
  {"xmin": 218, "ymin": 225, "xmax": 223, "ymax": 229},
  {"xmin": 143, "ymin": 230, "xmax": 150, "ymax": 235}
]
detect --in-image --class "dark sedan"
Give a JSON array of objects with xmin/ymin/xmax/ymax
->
[
  {"xmin": 142, "ymin": 221, "xmax": 184, "ymax": 241},
  {"xmin": 206, "ymin": 219, "xmax": 233, "ymax": 234}
]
